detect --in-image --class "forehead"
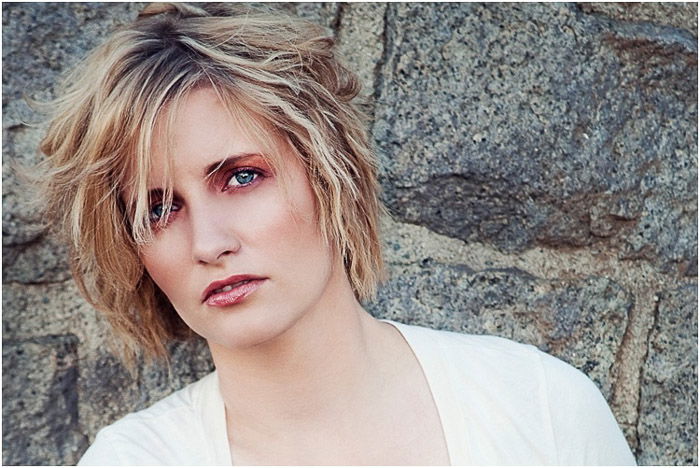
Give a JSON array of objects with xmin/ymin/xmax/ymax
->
[
  {"xmin": 121, "ymin": 86, "xmax": 290, "ymax": 209},
  {"xmin": 149, "ymin": 88, "xmax": 267, "ymax": 178}
]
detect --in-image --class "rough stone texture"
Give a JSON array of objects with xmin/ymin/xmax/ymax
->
[
  {"xmin": 290, "ymin": 2, "xmax": 339, "ymax": 30},
  {"xmin": 579, "ymin": 2, "xmax": 698, "ymax": 37},
  {"xmin": 3, "ymin": 232, "xmax": 72, "ymax": 284},
  {"xmin": 2, "ymin": 281, "xmax": 215, "ymax": 441},
  {"xmin": 2, "ymin": 2, "xmax": 146, "ymax": 253},
  {"xmin": 336, "ymin": 3, "xmax": 388, "ymax": 101},
  {"xmin": 77, "ymin": 339, "xmax": 215, "ymax": 439},
  {"xmin": 638, "ymin": 285, "xmax": 698, "ymax": 465},
  {"xmin": 2, "ymin": 3, "xmax": 696, "ymax": 466},
  {"xmin": 373, "ymin": 3, "xmax": 697, "ymax": 275},
  {"xmin": 3, "ymin": 123, "xmax": 47, "ymax": 248},
  {"xmin": 2, "ymin": 336, "xmax": 87, "ymax": 465}
]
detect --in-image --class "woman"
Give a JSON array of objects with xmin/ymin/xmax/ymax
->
[{"xmin": 39, "ymin": 3, "xmax": 635, "ymax": 465}]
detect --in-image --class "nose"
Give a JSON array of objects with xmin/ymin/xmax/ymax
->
[{"xmin": 189, "ymin": 202, "xmax": 241, "ymax": 265}]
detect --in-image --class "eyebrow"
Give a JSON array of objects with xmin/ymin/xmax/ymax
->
[
  {"xmin": 145, "ymin": 153, "xmax": 265, "ymax": 201},
  {"xmin": 203, "ymin": 152, "xmax": 262, "ymax": 180}
]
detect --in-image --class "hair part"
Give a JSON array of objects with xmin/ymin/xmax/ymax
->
[{"xmin": 38, "ymin": 2, "xmax": 386, "ymax": 364}]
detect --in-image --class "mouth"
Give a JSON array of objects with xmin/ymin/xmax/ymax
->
[{"xmin": 202, "ymin": 275, "xmax": 267, "ymax": 306}]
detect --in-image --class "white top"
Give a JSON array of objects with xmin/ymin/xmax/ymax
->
[{"xmin": 78, "ymin": 321, "xmax": 636, "ymax": 465}]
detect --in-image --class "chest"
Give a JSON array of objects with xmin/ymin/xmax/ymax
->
[
  {"xmin": 228, "ymin": 401, "xmax": 449, "ymax": 465},
  {"xmin": 227, "ymin": 372, "xmax": 450, "ymax": 465}
]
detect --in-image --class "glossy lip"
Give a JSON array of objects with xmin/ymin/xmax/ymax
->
[
  {"xmin": 201, "ymin": 274, "xmax": 267, "ymax": 304},
  {"xmin": 205, "ymin": 279, "xmax": 265, "ymax": 307}
]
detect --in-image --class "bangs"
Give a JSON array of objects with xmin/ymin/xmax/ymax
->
[
  {"xmin": 119, "ymin": 72, "xmax": 201, "ymax": 245},
  {"xmin": 124, "ymin": 78, "xmax": 295, "ymax": 246}
]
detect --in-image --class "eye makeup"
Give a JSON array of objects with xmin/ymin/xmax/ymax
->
[
  {"xmin": 147, "ymin": 190, "xmax": 181, "ymax": 225},
  {"xmin": 206, "ymin": 154, "xmax": 272, "ymax": 192},
  {"xmin": 204, "ymin": 153, "xmax": 271, "ymax": 180},
  {"xmin": 145, "ymin": 154, "xmax": 273, "ymax": 227}
]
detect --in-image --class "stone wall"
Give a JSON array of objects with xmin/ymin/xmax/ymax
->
[{"xmin": 3, "ymin": 3, "xmax": 697, "ymax": 465}]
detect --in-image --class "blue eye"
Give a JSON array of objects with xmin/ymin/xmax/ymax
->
[
  {"xmin": 149, "ymin": 202, "xmax": 180, "ymax": 223},
  {"xmin": 149, "ymin": 204, "xmax": 164, "ymax": 222},
  {"xmin": 226, "ymin": 169, "xmax": 258, "ymax": 188}
]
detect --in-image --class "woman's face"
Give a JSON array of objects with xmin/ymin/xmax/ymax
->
[{"xmin": 139, "ymin": 87, "xmax": 337, "ymax": 350}]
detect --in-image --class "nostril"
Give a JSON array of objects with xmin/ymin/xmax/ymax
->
[
  {"xmin": 191, "ymin": 227, "xmax": 241, "ymax": 264},
  {"xmin": 217, "ymin": 249, "xmax": 234, "ymax": 259}
]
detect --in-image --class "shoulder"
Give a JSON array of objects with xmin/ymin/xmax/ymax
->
[
  {"xmin": 536, "ymin": 351, "xmax": 637, "ymax": 465},
  {"xmin": 387, "ymin": 321, "xmax": 636, "ymax": 465},
  {"xmin": 78, "ymin": 372, "xmax": 218, "ymax": 465},
  {"xmin": 388, "ymin": 320, "xmax": 573, "ymax": 410},
  {"xmin": 393, "ymin": 321, "xmax": 596, "ymax": 392},
  {"xmin": 390, "ymin": 320, "xmax": 547, "ymax": 379}
]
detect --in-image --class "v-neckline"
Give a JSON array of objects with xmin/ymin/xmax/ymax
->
[
  {"xmin": 206, "ymin": 319, "xmax": 464, "ymax": 465},
  {"xmin": 382, "ymin": 319, "xmax": 465, "ymax": 465},
  {"xmin": 199, "ymin": 371, "xmax": 231, "ymax": 464}
]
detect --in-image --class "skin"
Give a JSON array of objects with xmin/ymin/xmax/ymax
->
[{"xmin": 140, "ymin": 87, "xmax": 449, "ymax": 465}]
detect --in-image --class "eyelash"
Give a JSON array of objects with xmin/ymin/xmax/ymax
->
[
  {"xmin": 223, "ymin": 167, "xmax": 262, "ymax": 191},
  {"xmin": 148, "ymin": 167, "xmax": 265, "ymax": 225}
]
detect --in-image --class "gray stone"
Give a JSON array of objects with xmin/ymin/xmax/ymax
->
[
  {"xmin": 134, "ymin": 339, "xmax": 214, "ymax": 408},
  {"xmin": 2, "ymin": 3, "xmax": 143, "ymax": 250},
  {"xmin": 78, "ymin": 341, "xmax": 213, "ymax": 440},
  {"xmin": 3, "ymin": 232, "xmax": 71, "ymax": 284},
  {"xmin": 2, "ymin": 281, "xmax": 215, "ymax": 443},
  {"xmin": 686, "ymin": 255, "xmax": 698, "ymax": 277},
  {"xmin": 281, "ymin": 3, "xmax": 340, "ymax": 30},
  {"xmin": 2, "ymin": 282, "xmax": 103, "ymax": 342},
  {"xmin": 638, "ymin": 285, "xmax": 698, "ymax": 465},
  {"xmin": 369, "ymin": 261, "xmax": 631, "ymax": 398},
  {"xmin": 336, "ymin": 3, "xmax": 388, "ymax": 101},
  {"xmin": 373, "ymin": 3, "xmax": 697, "ymax": 273},
  {"xmin": 2, "ymin": 3, "xmax": 144, "ymax": 102},
  {"xmin": 3, "ymin": 124, "xmax": 49, "ymax": 247},
  {"xmin": 2, "ymin": 336, "xmax": 88, "ymax": 465},
  {"xmin": 76, "ymin": 350, "xmax": 140, "ymax": 440},
  {"xmin": 578, "ymin": 2, "xmax": 698, "ymax": 37}
]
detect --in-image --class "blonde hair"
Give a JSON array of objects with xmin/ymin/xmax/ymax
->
[{"xmin": 38, "ymin": 2, "xmax": 385, "ymax": 363}]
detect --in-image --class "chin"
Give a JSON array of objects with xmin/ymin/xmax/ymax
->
[{"xmin": 204, "ymin": 309, "xmax": 305, "ymax": 352}]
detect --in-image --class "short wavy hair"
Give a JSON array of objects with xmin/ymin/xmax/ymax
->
[{"xmin": 38, "ymin": 2, "xmax": 385, "ymax": 363}]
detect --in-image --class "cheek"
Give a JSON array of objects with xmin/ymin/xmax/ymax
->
[
  {"xmin": 139, "ymin": 234, "xmax": 188, "ymax": 294},
  {"xmin": 246, "ymin": 180, "xmax": 330, "ymax": 271}
]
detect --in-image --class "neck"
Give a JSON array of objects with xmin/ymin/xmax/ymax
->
[{"xmin": 208, "ymin": 267, "xmax": 386, "ymax": 433}]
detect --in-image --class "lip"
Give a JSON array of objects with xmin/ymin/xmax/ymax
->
[{"xmin": 202, "ymin": 274, "xmax": 267, "ymax": 305}]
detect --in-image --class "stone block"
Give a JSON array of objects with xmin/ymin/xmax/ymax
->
[
  {"xmin": 75, "ymin": 350, "xmax": 140, "ymax": 441},
  {"xmin": 3, "ymin": 3, "xmax": 144, "ymax": 249},
  {"xmin": 2, "ymin": 3, "xmax": 144, "ymax": 101},
  {"xmin": 373, "ymin": 3, "xmax": 697, "ymax": 273},
  {"xmin": 638, "ymin": 285, "xmax": 698, "ymax": 465},
  {"xmin": 3, "ymin": 232, "xmax": 71, "ymax": 284},
  {"xmin": 3, "ymin": 125, "xmax": 49, "ymax": 247},
  {"xmin": 336, "ymin": 3, "xmax": 388, "ymax": 100},
  {"xmin": 2, "ymin": 336, "xmax": 88, "ymax": 465},
  {"xmin": 2, "ymin": 282, "xmax": 104, "ymax": 344},
  {"xmin": 78, "ymin": 339, "xmax": 214, "ymax": 440},
  {"xmin": 578, "ymin": 2, "xmax": 698, "ymax": 37},
  {"xmin": 2, "ymin": 281, "xmax": 214, "ymax": 442},
  {"xmin": 293, "ymin": 3, "xmax": 339, "ymax": 30}
]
